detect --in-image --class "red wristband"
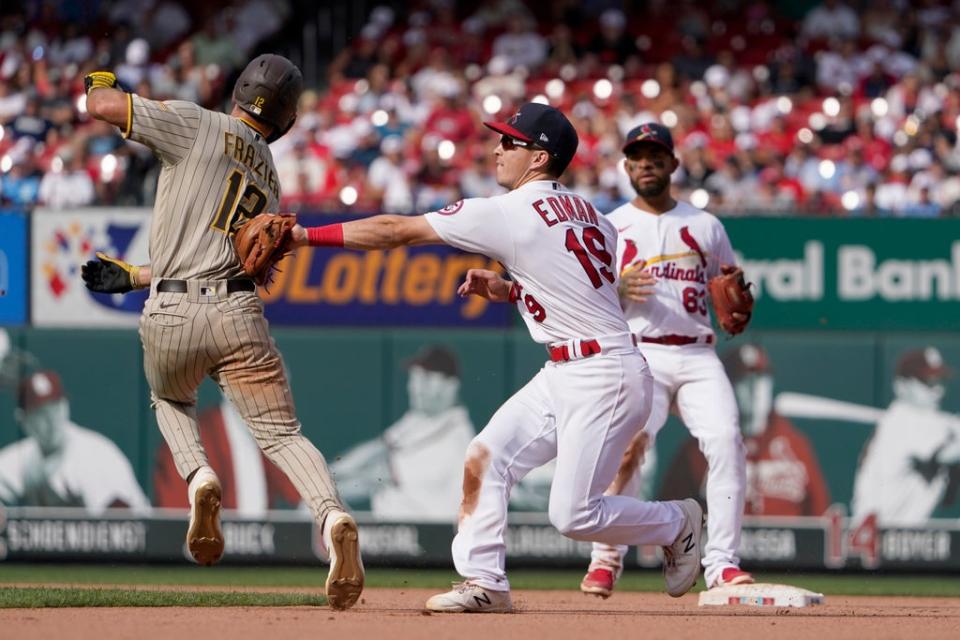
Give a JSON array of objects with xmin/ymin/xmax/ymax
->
[{"xmin": 306, "ymin": 224, "xmax": 344, "ymax": 247}]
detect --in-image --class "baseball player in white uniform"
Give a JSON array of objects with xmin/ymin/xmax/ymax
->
[
  {"xmin": 292, "ymin": 103, "xmax": 705, "ymax": 613},
  {"xmin": 580, "ymin": 123, "xmax": 753, "ymax": 598}
]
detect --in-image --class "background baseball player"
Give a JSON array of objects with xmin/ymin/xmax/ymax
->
[
  {"xmin": 291, "ymin": 102, "xmax": 705, "ymax": 613},
  {"xmin": 0, "ymin": 370, "xmax": 149, "ymax": 513},
  {"xmin": 852, "ymin": 347, "xmax": 960, "ymax": 525},
  {"xmin": 580, "ymin": 123, "xmax": 752, "ymax": 599},
  {"xmin": 332, "ymin": 344, "xmax": 476, "ymax": 522},
  {"xmin": 77, "ymin": 55, "xmax": 363, "ymax": 610}
]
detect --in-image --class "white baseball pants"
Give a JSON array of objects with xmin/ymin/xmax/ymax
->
[
  {"xmin": 452, "ymin": 345, "xmax": 686, "ymax": 592},
  {"xmin": 589, "ymin": 342, "xmax": 746, "ymax": 588}
]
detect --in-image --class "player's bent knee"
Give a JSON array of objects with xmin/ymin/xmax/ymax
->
[
  {"xmin": 150, "ymin": 392, "xmax": 197, "ymax": 408},
  {"xmin": 462, "ymin": 440, "xmax": 491, "ymax": 476},
  {"xmin": 548, "ymin": 498, "xmax": 600, "ymax": 538}
]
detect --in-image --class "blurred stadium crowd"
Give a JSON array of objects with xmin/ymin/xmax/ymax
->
[{"xmin": 3, "ymin": 0, "xmax": 960, "ymax": 217}]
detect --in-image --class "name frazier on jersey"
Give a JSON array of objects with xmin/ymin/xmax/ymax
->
[{"xmin": 222, "ymin": 131, "xmax": 279, "ymax": 199}]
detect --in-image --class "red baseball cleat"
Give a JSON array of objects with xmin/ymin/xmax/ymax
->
[
  {"xmin": 713, "ymin": 567, "xmax": 755, "ymax": 588},
  {"xmin": 580, "ymin": 567, "xmax": 616, "ymax": 598}
]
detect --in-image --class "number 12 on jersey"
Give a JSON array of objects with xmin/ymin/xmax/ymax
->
[
  {"xmin": 565, "ymin": 227, "xmax": 615, "ymax": 288},
  {"xmin": 210, "ymin": 168, "xmax": 268, "ymax": 234}
]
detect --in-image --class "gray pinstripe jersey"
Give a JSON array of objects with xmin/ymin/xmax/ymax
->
[
  {"xmin": 125, "ymin": 93, "xmax": 349, "ymax": 568},
  {"xmin": 127, "ymin": 95, "xmax": 281, "ymax": 280}
]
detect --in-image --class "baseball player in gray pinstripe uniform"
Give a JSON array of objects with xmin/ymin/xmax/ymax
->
[{"xmin": 80, "ymin": 56, "xmax": 363, "ymax": 610}]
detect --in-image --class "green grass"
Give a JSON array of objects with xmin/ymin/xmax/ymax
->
[
  {"xmin": 1, "ymin": 565, "xmax": 959, "ymax": 598},
  {"xmin": 0, "ymin": 564, "xmax": 343, "ymax": 588},
  {"xmin": 0, "ymin": 586, "xmax": 327, "ymax": 608}
]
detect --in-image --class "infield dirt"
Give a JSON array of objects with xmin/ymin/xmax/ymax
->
[{"xmin": 2, "ymin": 587, "xmax": 958, "ymax": 640}]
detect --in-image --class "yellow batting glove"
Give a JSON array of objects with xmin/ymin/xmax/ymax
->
[{"xmin": 84, "ymin": 71, "xmax": 119, "ymax": 95}]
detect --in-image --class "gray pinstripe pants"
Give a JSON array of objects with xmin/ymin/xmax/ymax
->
[{"xmin": 140, "ymin": 280, "xmax": 343, "ymax": 522}]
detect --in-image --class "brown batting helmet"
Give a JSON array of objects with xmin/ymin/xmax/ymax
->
[{"xmin": 233, "ymin": 54, "xmax": 303, "ymax": 143}]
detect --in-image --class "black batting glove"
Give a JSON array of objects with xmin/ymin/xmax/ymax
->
[{"xmin": 81, "ymin": 252, "xmax": 141, "ymax": 294}]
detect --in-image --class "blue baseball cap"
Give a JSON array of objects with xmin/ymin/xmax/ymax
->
[
  {"xmin": 484, "ymin": 102, "xmax": 579, "ymax": 172},
  {"xmin": 623, "ymin": 122, "xmax": 674, "ymax": 155}
]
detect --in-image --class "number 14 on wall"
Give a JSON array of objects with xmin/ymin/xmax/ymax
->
[{"xmin": 824, "ymin": 507, "xmax": 880, "ymax": 569}]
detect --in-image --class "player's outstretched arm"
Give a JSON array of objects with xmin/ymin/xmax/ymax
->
[
  {"xmin": 457, "ymin": 269, "xmax": 512, "ymax": 303},
  {"xmin": 84, "ymin": 72, "xmax": 131, "ymax": 134},
  {"xmin": 291, "ymin": 215, "xmax": 443, "ymax": 250}
]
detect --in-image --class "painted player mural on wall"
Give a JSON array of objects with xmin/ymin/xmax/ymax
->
[
  {"xmin": 658, "ymin": 344, "xmax": 831, "ymax": 517},
  {"xmin": 0, "ymin": 369, "xmax": 149, "ymax": 513},
  {"xmin": 850, "ymin": 348, "xmax": 960, "ymax": 525},
  {"xmin": 0, "ymin": 330, "xmax": 147, "ymax": 512},
  {"xmin": 332, "ymin": 344, "xmax": 475, "ymax": 522},
  {"xmin": 773, "ymin": 345, "xmax": 960, "ymax": 525}
]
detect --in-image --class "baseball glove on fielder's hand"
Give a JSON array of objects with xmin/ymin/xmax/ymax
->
[
  {"xmin": 233, "ymin": 213, "xmax": 297, "ymax": 286},
  {"xmin": 707, "ymin": 265, "xmax": 754, "ymax": 336}
]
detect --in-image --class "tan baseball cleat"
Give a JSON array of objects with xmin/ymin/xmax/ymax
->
[
  {"xmin": 187, "ymin": 476, "xmax": 224, "ymax": 566},
  {"xmin": 324, "ymin": 512, "xmax": 365, "ymax": 610}
]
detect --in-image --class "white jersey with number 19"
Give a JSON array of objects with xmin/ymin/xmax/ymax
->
[
  {"xmin": 422, "ymin": 179, "xmax": 686, "ymax": 596},
  {"xmin": 424, "ymin": 180, "xmax": 628, "ymax": 344}
]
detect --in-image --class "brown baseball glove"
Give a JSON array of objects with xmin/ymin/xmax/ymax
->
[
  {"xmin": 707, "ymin": 265, "xmax": 754, "ymax": 336},
  {"xmin": 233, "ymin": 213, "xmax": 297, "ymax": 286}
]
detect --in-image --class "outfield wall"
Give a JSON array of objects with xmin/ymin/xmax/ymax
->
[
  {"xmin": 1, "ymin": 327, "xmax": 958, "ymax": 571},
  {"xmin": 2, "ymin": 211, "xmax": 959, "ymax": 570}
]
